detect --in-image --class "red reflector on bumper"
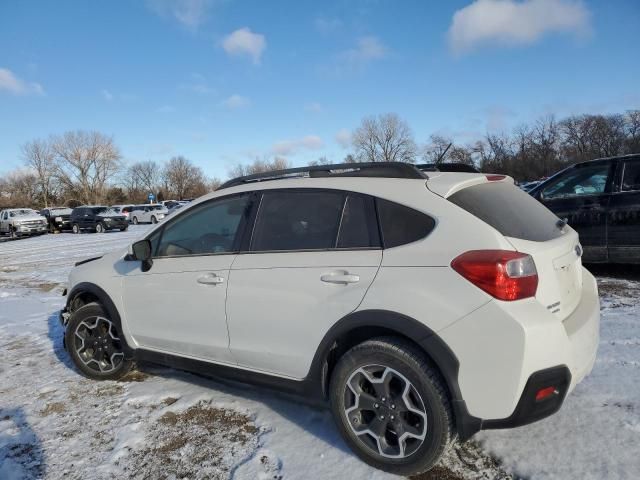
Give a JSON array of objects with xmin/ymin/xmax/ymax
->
[{"xmin": 535, "ymin": 386, "xmax": 557, "ymax": 402}]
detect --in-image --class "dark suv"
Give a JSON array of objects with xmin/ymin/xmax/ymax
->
[
  {"xmin": 70, "ymin": 206, "xmax": 129, "ymax": 234},
  {"xmin": 529, "ymin": 153, "xmax": 640, "ymax": 263},
  {"xmin": 41, "ymin": 207, "xmax": 73, "ymax": 232}
]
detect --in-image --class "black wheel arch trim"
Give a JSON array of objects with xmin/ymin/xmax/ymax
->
[
  {"xmin": 307, "ymin": 309, "xmax": 483, "ymax": 440},
  {"xmin": 64, "ymin": 282, "xmax": 134, "ymax": 358}
]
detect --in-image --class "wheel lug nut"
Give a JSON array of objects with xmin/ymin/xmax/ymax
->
[
  {"xmin": 390, "ymin": 415, "xmax": 395, "ymax": 420},
  {"xmin": 374, "ymin": 403, "xmax": 379, "ymax": 408},
  {"xmin": 391, "ymin": 404, "xmax": 395, "ymax": 409},
  {"xmin": 381, "ymin": 397, "xmax": 386, "ymax": 402},
  {"xmin": 380, "ymin": 415, "xmax": 385, "ymax": 420}
]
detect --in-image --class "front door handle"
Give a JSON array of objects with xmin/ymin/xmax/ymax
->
[
  {"xmin": 321, "ymin": 271, "xmax": 360, "ymax": 285},
  {"xmin": 197, "ymin": 273, "xmax": 225, "ymax": 285}
]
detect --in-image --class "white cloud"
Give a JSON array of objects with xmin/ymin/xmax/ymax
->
[
  {"xmin": 448, "ymin": 0, "xmax": 591, "ymax": 55},
  {"xmin": 222, "ymin": 94, "xmax": 251, "ymax": 109},
  {"xmin": 222, "ymin": 27, "xmax": 266, "ymax": 65},
  {"xmin": 304, "ymin": 102, "xmax": 324, "ymax": 113},
  {"xmin": 101, "ymin": 89, "xmax": 114, "ymax": 101},
  {"xmin": 272, "ymin": 135, "xmax": 323, "ymax": 156},
  {"xmin": 340, "ymin": 36, "xmax": 388, "ymax": 64},
  {"xmin": 146, "ymin": 0, "xmax": 214, "ymax": 30},
  {"xmin": 335, "ymin": 129, "xmax": 352, "ymax": 148},
  {"xmin": 0, "ymin": 68, "xmax": 44, "ymax": 96},
  {"xmin": 314, "ymin": 16, "xmax": 342, "ymax": 34}
]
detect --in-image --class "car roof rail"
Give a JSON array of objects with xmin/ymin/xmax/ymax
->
[
  {"xmin": 218, "ymin": 161, "xmax": 428, "ymax": 189},
  {"xmin": 416, "ymin": 163, "xmax": 480, "ymax": 173}
]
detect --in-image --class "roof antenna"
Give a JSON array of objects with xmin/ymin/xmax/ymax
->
[{"xmin": 435, "ymin": 143, "xmax": 452, "ymax": 165}]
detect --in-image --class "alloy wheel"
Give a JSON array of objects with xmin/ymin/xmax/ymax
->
[
  {"xmin": 72, "ymin": 316, "xmax": 125, "ymax": 374},
  {"xmin": 343, "ymin": 365, "xmax": 428, "ymax": 459}
]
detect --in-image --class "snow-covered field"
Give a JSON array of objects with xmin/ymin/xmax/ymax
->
[{"xmin": 1, "ymin": 228, "xmax": 638, "ymax": 479}]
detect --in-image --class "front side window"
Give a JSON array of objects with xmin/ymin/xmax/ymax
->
[
  {"xmin": 542, "ymin": 164, "xmax": 611, "ymax": 200},
  {"xmin": 621, "ymin": 161, "xmax": 640, "ymax": 192},
  {"xmin": 156, "ymin": 194, "xmax": 250, "ymax": 257},
  {"xmin": 251, "ymin": 191, "xmax": 345, "ymax": 251}
]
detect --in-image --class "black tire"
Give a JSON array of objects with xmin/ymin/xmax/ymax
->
[
  {"xmin": 329, "ymin": 337, "xmax": 455, "ymax": 476},
  {"xmin": 120, "ymin": 226, "xmax": 128, "ymax": 232},
  {"xmin": 72, "ymin": 223, "xmax": 80, "ymax": 234},
  {"xmin": 95, "ymin": 222, "xmax": 105, "ymax": 233},
  {"xmin": 9, "ymin": 226, "xmax": 18, "ymax": 239},
  {"xmin": 65, "ymin": 303, "xmax": 134, "ymax": 380},
  {"xmin": 151, "ymin": 216, "xmax": 157, "ymax": 224},
  {"xmin": 132, "ymin": 216, "xmax": 139, "ymax": 225}
]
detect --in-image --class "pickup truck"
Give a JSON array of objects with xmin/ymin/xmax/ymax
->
[{"xmin": 0, "ymin": 208, "xmax": 48, "ymax": 238}]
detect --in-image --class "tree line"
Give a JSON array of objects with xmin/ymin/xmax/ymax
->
[
  {"xmin": 2, "ymin": 109, "xmax": 638, "ymax": 209},
  {"xmin": 349, "ymin": 110, "xmax": 640, "ymax": 181}
]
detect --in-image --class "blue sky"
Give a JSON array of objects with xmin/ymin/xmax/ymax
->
[{"xmin": 1, "ymin": 0, "xmax": 639, "ymax": 179}]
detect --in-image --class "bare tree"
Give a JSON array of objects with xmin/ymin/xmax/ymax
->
[
  {"xmin": 51, "ymin": 130, "xmax": 122, "ymax": 204},
  {"xmin": 228, "ymin": 156, "xmax": 291, "ymax": 178},
  {"xmin": 128, "ymin": 160, "xmax": 162, "ymax": 197},
  {"xmin": 352, "ymin": 113, "xmax": 417, "ymax": 163},
  {"xmin": 163, "ymin": 156, "xmax": 206, "ymax": 200},
  {"xmin": 21, "ymin": 138, "xmax": 56, "ymax": 207}
]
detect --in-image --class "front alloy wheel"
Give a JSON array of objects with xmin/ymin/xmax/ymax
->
[
  {"xmin": 72, "ymin": 224, "xmax": 80, "ymax": 234},
  {"xmin": 65, "ymin": 303, "xmax": 133, "ymax": 380},
  {"xmin": 96, "ymin": 222, "xmax": 105, "ymax": 233}
]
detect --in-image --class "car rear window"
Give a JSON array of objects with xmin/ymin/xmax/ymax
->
[{"xmin": 448, "ymin": 182, "xmax": 563, "ymax": 242}]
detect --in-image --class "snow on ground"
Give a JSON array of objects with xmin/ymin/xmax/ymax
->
[{"xmin": 0, "ymin": 229, "xmax": 638, "ymax": 479}]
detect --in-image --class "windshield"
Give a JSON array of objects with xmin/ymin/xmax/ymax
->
[
  {"xmin": 50, "ymin": 208, "xmax": 72, "ymax": 215},
  {"xmin": 10, "ymin": 209, "xmax": 36, "ymax": 217},
  {"xmin": 93, "ymin": 207, "xmax": 118, "ymax": 215},
  {"xmin": 151, "ymin": 205, "xmax": 165, "ymax": 210}
]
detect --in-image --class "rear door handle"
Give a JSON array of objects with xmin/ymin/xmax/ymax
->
[
  {"xmin": 197, "ymin": 273, "xmax": 225, "ymax": 285},
  {"xmin": 321, "ymin": 271, "xmax": 360, "ymax": 285}
]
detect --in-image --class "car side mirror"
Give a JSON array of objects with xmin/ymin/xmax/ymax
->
[{"xmin": 131, "ymin": 239, "xmax": 153, "ymax": 272}]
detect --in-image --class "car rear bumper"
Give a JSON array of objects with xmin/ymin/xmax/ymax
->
[{"xmin": 439, "ymin": 266, "xmax": 600, "ymax": 422}]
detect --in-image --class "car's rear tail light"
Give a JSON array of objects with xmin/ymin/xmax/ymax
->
[
  {"xmin": 485, "ymin": 174, "xmax": 506, "ymax": 181},
  {"xmin": 451, "ymin": 250, "xmax": 538, "ymax": 301}
]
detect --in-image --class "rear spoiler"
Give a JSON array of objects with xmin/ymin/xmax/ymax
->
[{"xmin": 426, "ymin": 173, "xmax": 513, "ymax": 198}]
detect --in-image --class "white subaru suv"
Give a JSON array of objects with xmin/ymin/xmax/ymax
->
[{"xmin": 60, "ymin": 163, "xmax": 600, "ymax": 476}]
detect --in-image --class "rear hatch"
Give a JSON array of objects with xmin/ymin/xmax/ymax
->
[{"xmin": 431, "ymin": 175, "xmax": 583, "ymax": 321}]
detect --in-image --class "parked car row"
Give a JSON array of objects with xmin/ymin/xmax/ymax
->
[{"xmin": 0, "ymin": 202, "xmax": 186, "ymax": 238}]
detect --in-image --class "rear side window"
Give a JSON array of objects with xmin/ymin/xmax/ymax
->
[
  {"xmin": 337, "ymin": 195, "xmax": 380, "ymax": 249},
  {"xmin": 449, "ymin": 182, "xmax": 563, "ymax": 242},
  {"xmin": 251, "ymin": 191, "xmax": 345, "ymax": 251},
  {"xmin": 621, "ymin": 161, "xmax": 640, "ymax": 192},
  {"xmin": 376, "ymin": 199, "xmax": 435, "ymax": 248}
]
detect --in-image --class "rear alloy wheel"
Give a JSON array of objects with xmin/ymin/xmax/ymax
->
[
  {"xmin": 330, "ymin": 337, "xmax": 455, "ymax": 476},
  {"xmin": 151, "ymin": 216, "xmax": 157, "ymax": 224},
  {"xmin": 132, "ymin": 216, "xmax": 139, "ymax": 225},
  {"xmin": 72, "ymin": 224, "xmax": 80, "ymax": 234},
  {"xmin": 95, "ymin": 222, "xmax": 105, "ymax": 233},
  {"xmin": 65, "ymin": 303, "xmax": 133, "ymax": 380}
]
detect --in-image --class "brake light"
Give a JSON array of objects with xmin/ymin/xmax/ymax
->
[
  {"xmin": 485, "ymin": 175, "xmax": 506, "ymax": 181},
  {"xmin": 451, "ymin": 250, "xmax": 538, "ymax": 301}
]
